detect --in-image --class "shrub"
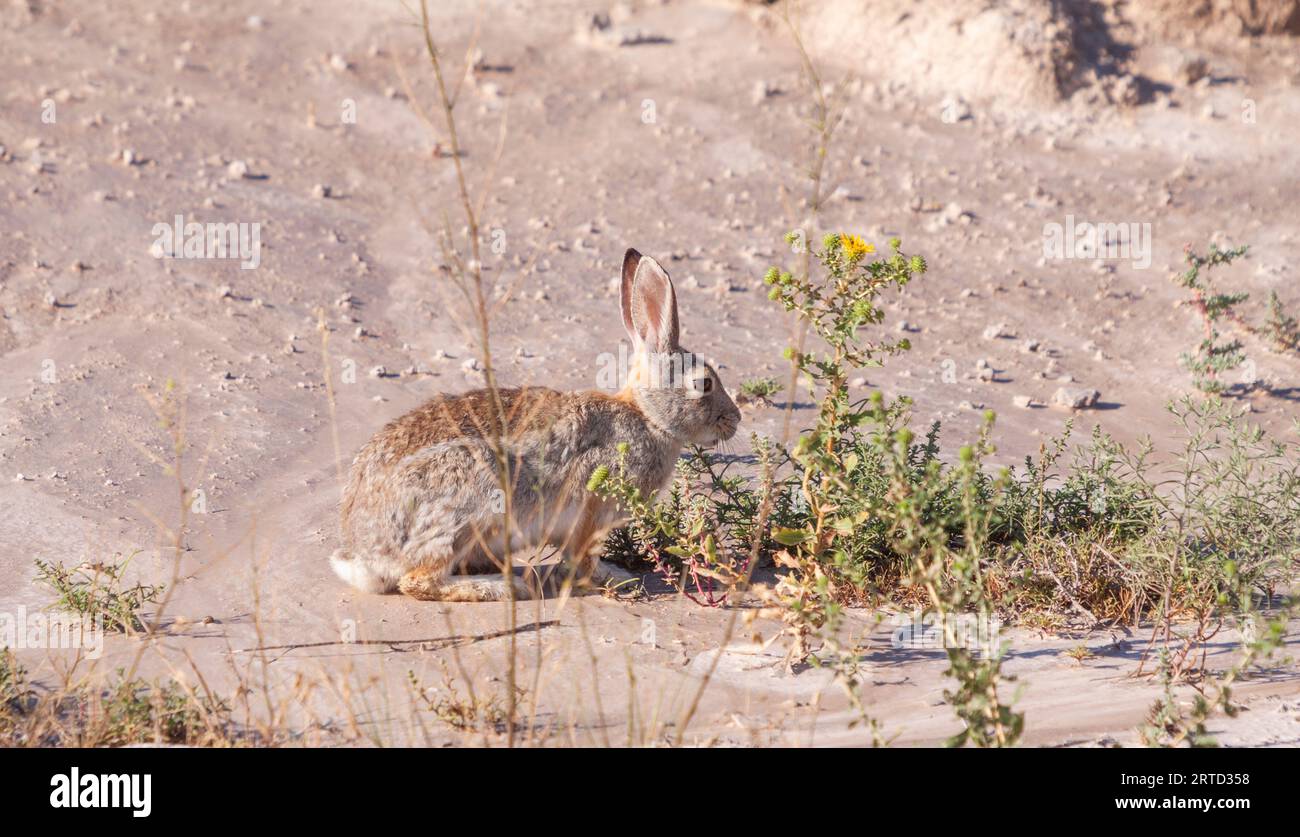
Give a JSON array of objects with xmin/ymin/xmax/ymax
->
[
  {"xmin": 33, "ymin": 554, "xmax": 163, "ymax": 634},
  {"xmin": 588, "ymin": 226, "xmax": 1300, "ymax": 746},
  {"xmin": 1261, "ymin": 290, "xmax": 1300, "ymax": 354}
]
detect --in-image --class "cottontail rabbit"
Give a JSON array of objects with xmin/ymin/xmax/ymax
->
[{"xmin": 330, "ymin": 249, "xmax": 741, "ymax": 601}]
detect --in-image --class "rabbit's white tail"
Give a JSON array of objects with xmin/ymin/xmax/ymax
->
[{"xmin": 330, "ymin": 550, "xmax": 394, "ymax": 594}]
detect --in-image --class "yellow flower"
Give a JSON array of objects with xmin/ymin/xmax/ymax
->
[{"xmin": 839, "ymin": 234, "xmax": 875, "ymax": 261}]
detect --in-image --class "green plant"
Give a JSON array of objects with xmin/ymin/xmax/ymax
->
[
  {"xmin": 874, "ymin": 411, "xmax": 1024, "ymax": 746},
  {"xmin": 1260, "ymin": 290, "xmax": 1299, "ymax": 354},
  {"xmin": 590, "ymin": 441, "xmax": 782, "ymax": 604},
  {"xmin": 1139, "ymin": 648, "xmax": 1217, "ymax": 747},
  {"xmin": 97, "ymin": 674, "xmax": 230, "ymax": 746},
  {"xmin": 0, "ymin": 649, "xmax": 30, "ymax": 716},
  {"xmin": 1065, "ymin": 644, "xmax": 1094, "ymax": 664},
  {"xmin": 752, "ymin": 233, "xmax": 921, "ymax": 648},
  {"xmin": 1, "ymin": 664, "xmax": 233, "ymax": 748},
  {"xmin": 1174, "ymin": 242, "xmax": 1250, "ymax": 393},
  {"xmin": 1139, "ymin": 606, "xmax": 1294, "ymax": 748},
  {"xmin": 586, "ymin": 220, "xmax": 1300, "ymax": 746},
  {"xmin": 737, "ymin": 376, "xmax": 784, "ymax": 405},
  {"xmin": 34, "ymin": 554, "xmax": 164, "ymax": 634}
]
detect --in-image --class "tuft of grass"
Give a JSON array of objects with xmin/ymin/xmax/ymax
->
[
  {"xmin": 34, "ymin": 554, "xmax": 163, "ymax": 634},
  {"xmin": 0, "ymin": 650, "xmax": 30, "ymax": 743},
  {"xmin": 0, "ymin": 649, "xmax": 30, "ymax": 715},
  {"xmin": 1065, "ymin": 644, "xmax": 1094, "ymax": 665},
  {"xmin": 0, "ymin": 663, "xmax": 234, "ymax": 748},
  {"xmin": 737, "ymin": 376, "xmax": 784, "ymax": 406},
  {"xmin": 95, "ymin": 674, "xmax": 232, "ymax": 746},
  {"xmin": 409, "ymin": 668, "xmax": 526, "ymax": 736}
]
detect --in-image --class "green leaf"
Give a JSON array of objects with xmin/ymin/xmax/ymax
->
[{"xmin": 772, "ymin": 527, "xmax": 813, "ymax": 546}]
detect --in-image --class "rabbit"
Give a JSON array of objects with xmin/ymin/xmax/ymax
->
[{"xmin": 330, "ymin": 248, "xmax": 741, "ymax": 602}]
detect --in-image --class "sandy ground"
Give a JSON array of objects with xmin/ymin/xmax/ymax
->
[{"xmin": 1, "ymin": 0, "xmax": 1298, "ymax": 746}]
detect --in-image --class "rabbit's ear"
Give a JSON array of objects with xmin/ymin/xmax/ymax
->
[
  {"xmin": 621, "ymin": 248, "xmax": 641, "ymax": 344},
  {"xmin": 630, "ymin": 254, "xmax": 679, "ymax": 353}
]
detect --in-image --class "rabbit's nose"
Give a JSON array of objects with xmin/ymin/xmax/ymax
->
[{"xmin": 718, "ymin": 409, "xmax": 740, "ymax": 439}]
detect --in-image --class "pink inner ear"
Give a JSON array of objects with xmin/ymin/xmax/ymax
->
[
  {"xmin": 640, "ymin": 283, "xmax": 667, "ymax": 341},
  {"xmin": 620, "ymin": 249, "xmax": 641, "ymax": 343},
  {"xmin": 630, "ymin": 257, "xmax": 679, "ymax": 352}
]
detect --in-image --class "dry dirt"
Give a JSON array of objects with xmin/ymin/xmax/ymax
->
[{"xmin": 1, "ymin": 0, "xmax": 1298, "ymax": 746}]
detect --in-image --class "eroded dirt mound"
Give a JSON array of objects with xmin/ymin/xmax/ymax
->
[
  {"xmin": 1142, "ymin": 0, "xmax": 1300, "ymax": 36},
  {"xmin": 798, "ymin": 0, "xmax": 1130, "ymax": 110},
  {"xmin": 796, "ymin": 0, "xmax": 1295, "ymax": 112}
]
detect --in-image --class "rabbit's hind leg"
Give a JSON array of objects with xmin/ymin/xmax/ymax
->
[
  {"xmin": 399, "ymin": 565, "xmax": 532, "ymax": 602},
  {"xmin": 398, "ymin": 530, "xmax": 533, "ymax": 602}
]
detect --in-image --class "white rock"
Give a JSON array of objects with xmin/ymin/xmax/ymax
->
[
  {"xmin": 1052, "ymin": 387, "xmax": 1100, "ymax": 410},
  {"xmin": 752, "ymin": 80, "xmax": 776, "ymax": 105},
  {"xmin": 939, "ymin": 95, "xmax": 971, "ymax": 122}
]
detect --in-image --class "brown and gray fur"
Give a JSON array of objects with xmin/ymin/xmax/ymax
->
[{"xmin": 330, "ymin": 249, "xmax": 741, "ymax": 601}]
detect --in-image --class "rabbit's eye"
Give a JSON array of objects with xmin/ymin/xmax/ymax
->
[{"xmin": 700, "ymin": 377, "xmax": 714, "ymax": 394}]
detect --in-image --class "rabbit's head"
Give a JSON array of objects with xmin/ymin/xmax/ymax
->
[{"xmin": 618, "ymin": 249, "xmax": 741, "ymax": 446}]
